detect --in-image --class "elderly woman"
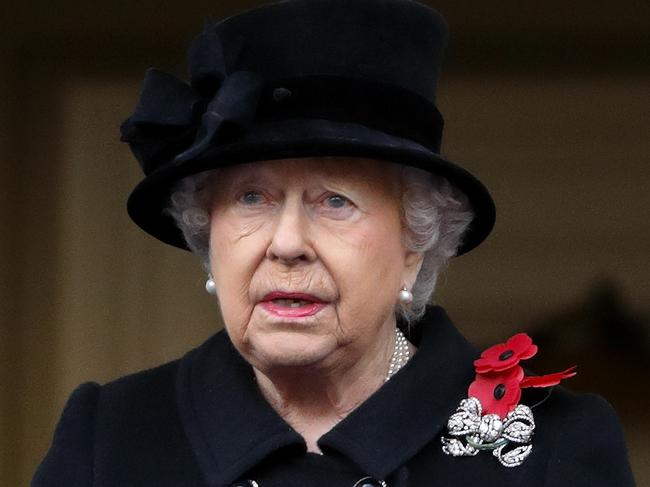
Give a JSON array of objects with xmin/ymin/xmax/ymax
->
[{"xmin": 33, "ymin": 0, "xmax": 635, "ymax": 486}]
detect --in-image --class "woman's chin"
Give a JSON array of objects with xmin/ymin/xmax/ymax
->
[{"xmin": 248, "ymin": 332, "xmax": 341, "ymax": 371}]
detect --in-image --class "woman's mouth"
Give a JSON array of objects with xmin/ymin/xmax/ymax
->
[
  {"xmin": 270, "ymin": 298, "xmax": 313, "ymax": 308},
  {"xmin": 260, "ymin": 292, "xmax": 327, "ymax": 318}
]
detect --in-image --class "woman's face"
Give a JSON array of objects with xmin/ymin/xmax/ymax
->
[{"xmin": 208, "ymin": 157, "xmax": 422, "ymax": 375}]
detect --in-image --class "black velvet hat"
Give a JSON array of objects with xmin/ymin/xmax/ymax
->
[{"xmin": 121, "ymin": 0, "xmax": 496, "ymax": 254}]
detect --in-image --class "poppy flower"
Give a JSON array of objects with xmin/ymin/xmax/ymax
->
[
  {"xmin": 520, "ymin": 366, "xmax": 577, "ymax": 388},
  {"xmin": 473, "ymin": 333, "xmax": 538, "ymax": 374},
  {"xmin": 468, "ymin": 365, "xmax": 524, "ymax": 418}
]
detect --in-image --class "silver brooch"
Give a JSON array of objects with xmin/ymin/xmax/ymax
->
[{"xmin": 441, "ymin": 396, "xmax": 536, "ymax": 467}]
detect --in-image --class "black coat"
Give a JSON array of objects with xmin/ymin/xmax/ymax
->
[{"xmin": 33, "ymin": 306, "xmax": 635, "ymax": 486}]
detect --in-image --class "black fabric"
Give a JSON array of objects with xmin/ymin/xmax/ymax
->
[
  {"xmin": 120, "ymin": 0, "xmax": 496, "ymax": 256},
  {"xmin": 33, "ymin": 306, "xmax": 636, "ymax": 486}
]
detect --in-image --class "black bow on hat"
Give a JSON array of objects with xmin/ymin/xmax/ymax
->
[{"xmin": 121, "ymin": 31, "xmax": 264, "ymax": 174}]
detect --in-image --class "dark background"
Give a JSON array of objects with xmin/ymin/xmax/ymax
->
[{"xmin": 1, "ymin": 1, "xmax": 648, "ymax": 485}]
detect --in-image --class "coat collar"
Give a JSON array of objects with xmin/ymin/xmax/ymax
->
[{"xmin": 176, "ymin": 306, "xmax": 478, "ymax": 486}]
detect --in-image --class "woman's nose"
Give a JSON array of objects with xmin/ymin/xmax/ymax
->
[{"xmin": 266, "ymin": 201, "xmax": 316, "ymax": 264}]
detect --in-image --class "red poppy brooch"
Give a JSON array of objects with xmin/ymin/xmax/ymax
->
[{"xmin": 441, "ymin": 333, "xmax": 576, "ymax": 467}]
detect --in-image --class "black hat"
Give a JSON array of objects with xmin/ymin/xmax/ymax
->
[{"xmin": 121, "ymin": 0, "xmax": 495, "ymax": 254}]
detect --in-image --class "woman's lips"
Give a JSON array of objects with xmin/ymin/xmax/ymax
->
[
  {"xmin": 260, "ymin": 292, "xmax": 327, "ymax": 318},
  {"xmin": 262, "ymin": 291, "xmax": 325, "ymax": 303}
]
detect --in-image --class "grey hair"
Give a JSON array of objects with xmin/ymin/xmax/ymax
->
[
  {"xmin": 165, "ymin": 171, "xmax": 214, "ymax": 269},
  {"xmin": 397, "ymin": 167, "xmax": 474, "ymax": 323},
  {"xmin": 165, "ymin": 165, "xmax": 474, "ymax": 324}
]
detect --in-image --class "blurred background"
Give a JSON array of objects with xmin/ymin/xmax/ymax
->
[{"xmin": 1, "ymin": 0, "xmax": 648, "ymax": 485}]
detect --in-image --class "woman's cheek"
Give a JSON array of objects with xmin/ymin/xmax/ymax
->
[
  {"xmin": 317, "ymin": 227, "xmax": 374, "ymax": 303},
  {"xmin": 213, "ymin": 215, "xmax": 267, "ymax": 274}
]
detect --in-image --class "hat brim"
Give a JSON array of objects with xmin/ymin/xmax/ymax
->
[{"xmin": 127, "ymin": 118, "xmax": 495, "ymax": 255}]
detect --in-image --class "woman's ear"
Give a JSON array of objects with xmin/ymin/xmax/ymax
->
[{"xmin": 403, "ymin": 251, "xmax": 424, "ymax": 288}]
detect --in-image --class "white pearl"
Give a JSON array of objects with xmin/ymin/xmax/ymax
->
[
  {"xmin": 205, "ymin": 278, "xmax": 217, "ymax": 295},
  {"xmin": 385, "ymin": 328, "xmax": 411, "ymax": 382},
  {"xmin": 398, "ymin": 288, "xmax": 413, "ymax": 304}
]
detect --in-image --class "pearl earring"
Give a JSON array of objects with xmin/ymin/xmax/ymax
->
[
  {"xmin": 205, "ymin": 276, "xmax": 217, "ymax": 295},
  {"xmin": 398, "ymin": 286, "xmax": 413, "ymax": 304}
]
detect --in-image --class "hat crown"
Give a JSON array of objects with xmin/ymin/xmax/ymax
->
[{"xmin": 204, "ymin": 0, "xmax": 448, "ymax": 102}]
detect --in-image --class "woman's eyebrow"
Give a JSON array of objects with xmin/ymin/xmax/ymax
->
[{"xmin": 226, "ymin": 173, "xmax": 270, "ymax": 189}]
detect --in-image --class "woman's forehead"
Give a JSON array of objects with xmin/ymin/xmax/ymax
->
[{"xmin": 219, "ymin": 157, "xmax": 400, "ymax": 186}]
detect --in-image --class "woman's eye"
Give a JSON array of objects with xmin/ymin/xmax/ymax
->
[
  {"xmin": 239, "ymin": 191, "xmax": 265, "ymax": 205},
  {"xmin": 324, "ymin": 194, "xmax": 350, "ymax": 209}
]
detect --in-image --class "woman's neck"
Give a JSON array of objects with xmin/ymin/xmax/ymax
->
[{"xmin": 253, "ymin": 326, "xmax": 415, "ymax": 453}]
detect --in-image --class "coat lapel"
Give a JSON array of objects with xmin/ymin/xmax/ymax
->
[
  {"xmin": 175, "ymin": 331, "xmax": 304, "ymax": 486},
  {"xmin": 318, "ymin": 306, "xmax": 478, "ymax": 478}
]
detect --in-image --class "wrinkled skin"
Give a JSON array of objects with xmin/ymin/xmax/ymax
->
[{"xmin": 208, "ymin": 157, "xmax": 423, "ymax": 379}]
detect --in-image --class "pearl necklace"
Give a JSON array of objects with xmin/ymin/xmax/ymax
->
[{"xmin": 385, "ymin": 327, "xmax": 411, "ymax": 381}]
